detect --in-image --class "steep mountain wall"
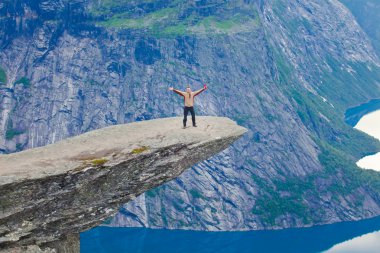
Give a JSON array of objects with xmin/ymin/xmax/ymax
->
[
  {"xmin": 0, "ymin": 0, "xmax": 380, "ymax": 231},
  {"xmin": 340, "ymin": 0, "xmax": 380, "ymax": 57}
]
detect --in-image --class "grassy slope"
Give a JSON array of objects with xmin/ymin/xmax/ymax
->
[
  {"xmin": 88, "ymin": 1, "xmax": 260, "ymax": 36},
  {"xmin": 251, "ymin": 43, "xmax": 380, "ymax": 225},
  {"xmin": 14, "ymin": 77, "xmax": 31, "ymax": 87},
  {"xmin": 0, "ymin": 66, "xmax": 6, "ymax": 85}
]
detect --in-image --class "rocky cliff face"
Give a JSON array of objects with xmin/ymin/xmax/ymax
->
[
  {"xmin": 340, "ymin": 0, "xmax": 380, "ymax": 57},
  {"xmin": 0, "ymin": 116, "xmax": 246, "ymax": 252},
  {"xmin": 1, "ymin": 0, "xmax": 380, "ymax": 231}
]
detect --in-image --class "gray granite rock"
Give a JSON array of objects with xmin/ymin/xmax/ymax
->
[{"xmin": 0, "ymin": 116, "xmax": 246, "ymax": 252}]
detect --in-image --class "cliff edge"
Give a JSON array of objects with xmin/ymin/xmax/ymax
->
[{"xmin": 0, "ymin": 116, "xmax": 247, "ymax": 252}]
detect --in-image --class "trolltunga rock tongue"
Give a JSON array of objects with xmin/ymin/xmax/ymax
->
[{"xmin": 0, "ymin": 116, "xmax": 247, "ymax": 252}]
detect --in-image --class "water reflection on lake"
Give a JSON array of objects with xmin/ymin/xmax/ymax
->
[
  {"xmin": 354, "ymin": 109, "xmax": 380, "ymax": 171},
  {"xmin": 345, "ymin": 99, "xmax": 380, "ymax": 171},
  {"xmin": 324, "ymin": 230, "xmax": 380, "ymax": 253}
]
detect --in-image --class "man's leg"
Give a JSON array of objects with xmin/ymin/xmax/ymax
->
[
  {"xmin": 190, "ymin": 107, "xmax": 196, "ymax": 126},
  {"xmin": 183, "ymin": 107, "xmax": 189, "ymax": 127}
]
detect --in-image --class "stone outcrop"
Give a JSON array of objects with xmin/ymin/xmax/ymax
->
[
  {"xmin": 1, "ymin": 0, "xmax": 380, "ymax": 232},
  {"xmin": 0, "ymin": 116, "xmax": 247, "ymax": 252}
]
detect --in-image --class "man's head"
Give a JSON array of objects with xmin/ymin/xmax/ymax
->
[{"xmin": 186, "ymin": 86, "xmax": 191, "ymax": 93}]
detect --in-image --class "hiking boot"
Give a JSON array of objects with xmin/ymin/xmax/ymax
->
[{"xmin": 193, "ymin": 124, "xmax": 197, "ymax": 127}]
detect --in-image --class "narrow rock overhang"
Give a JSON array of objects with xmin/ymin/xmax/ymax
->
[{"xmin": 0, "ymin": 116, "xmax": 247, "ymax": 250}]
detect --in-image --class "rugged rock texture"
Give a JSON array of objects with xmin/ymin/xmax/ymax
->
[
  {"xmin": 0, "ymin": 116, "xmax": 247, "ymax": 252},
  {"xmin": 0, "ymin": 0, "xmax": 380, "ymax": 231},
  {"xmin": 340, "ymin": 0, "xmax": 380, "ymax": 57}
]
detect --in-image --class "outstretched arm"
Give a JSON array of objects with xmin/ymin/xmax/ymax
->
[
  {"xmin": 194, "ymin": 84, "xmax": 208, "ymax": 96},
  {"xmin": 169, "ymin": 87, "xmax": 184, "ymax": 96}
]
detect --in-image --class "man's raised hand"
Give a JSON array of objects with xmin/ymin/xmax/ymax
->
[{"xmin": 169, "ymin": 87, "xmax": 174, "ymax": 91}]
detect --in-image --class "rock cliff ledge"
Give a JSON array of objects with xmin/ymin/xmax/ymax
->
[{"xmin": 0, "ymin": 116, "xmax": 247, "ymax": 252}]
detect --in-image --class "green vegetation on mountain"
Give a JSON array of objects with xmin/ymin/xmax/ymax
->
[
  {"xmin": 252, "ymin": 135, "xmax": 380, "ymax": 227},
  {"xmin": 249, "ymin": 44, "xmax": 380, "ymax": 227},
  {"xmin": 0, "ymin": 66, "xmax": 7, "ymax": 85},
  {"xmin": 291, "ymin": 88, "xmax": 380, "ymax": 160},
  {"xmin": 251, "ymin": 173, "xmax": 312, "ymax": 226},
  {"xmin": 5, "ymin": 129, "xmax": 24, "ymax": 140},
  {"xmin": 14, "ymin": 77, "xmax": 31, "ymax": 87},
  {"xmin": 90, "ymin": 1, "xmax": 260, "ymax": 36},
  {"xmin": 319, "ymin": 58, "xmax": 380, "ymax": 110}
]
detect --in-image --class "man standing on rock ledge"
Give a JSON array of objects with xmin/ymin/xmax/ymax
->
[{"xmin": 169, "ymin": 84, "xmax": 207, "ymax": 129}]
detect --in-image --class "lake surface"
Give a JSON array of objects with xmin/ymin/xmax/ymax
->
[
  {"xmin": 354, "ymin": 110, "xmax": 380, "ymax": 171},
  {"xmin": 81, "ymin": 216, "xmax": 380, "ymax": 253},
  {"xmin": 345, "ymin": 98, "xmax": 380, "ymax": 127},
  {"xmin": 345, "ymin": 99, "xmax": 380, "ymax": 171}
]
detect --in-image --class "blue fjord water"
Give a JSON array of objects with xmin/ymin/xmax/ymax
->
[
  {"xmin": 345, "ymin": 98, "xmax": 380, "ymax": 127},
  {"xmin": 81, "ymin": 215, "xmax": 380, "ymax": 253},
  {"xmin": 81, "ymin": 100, "xmax": 380, "ymax": 253}
]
